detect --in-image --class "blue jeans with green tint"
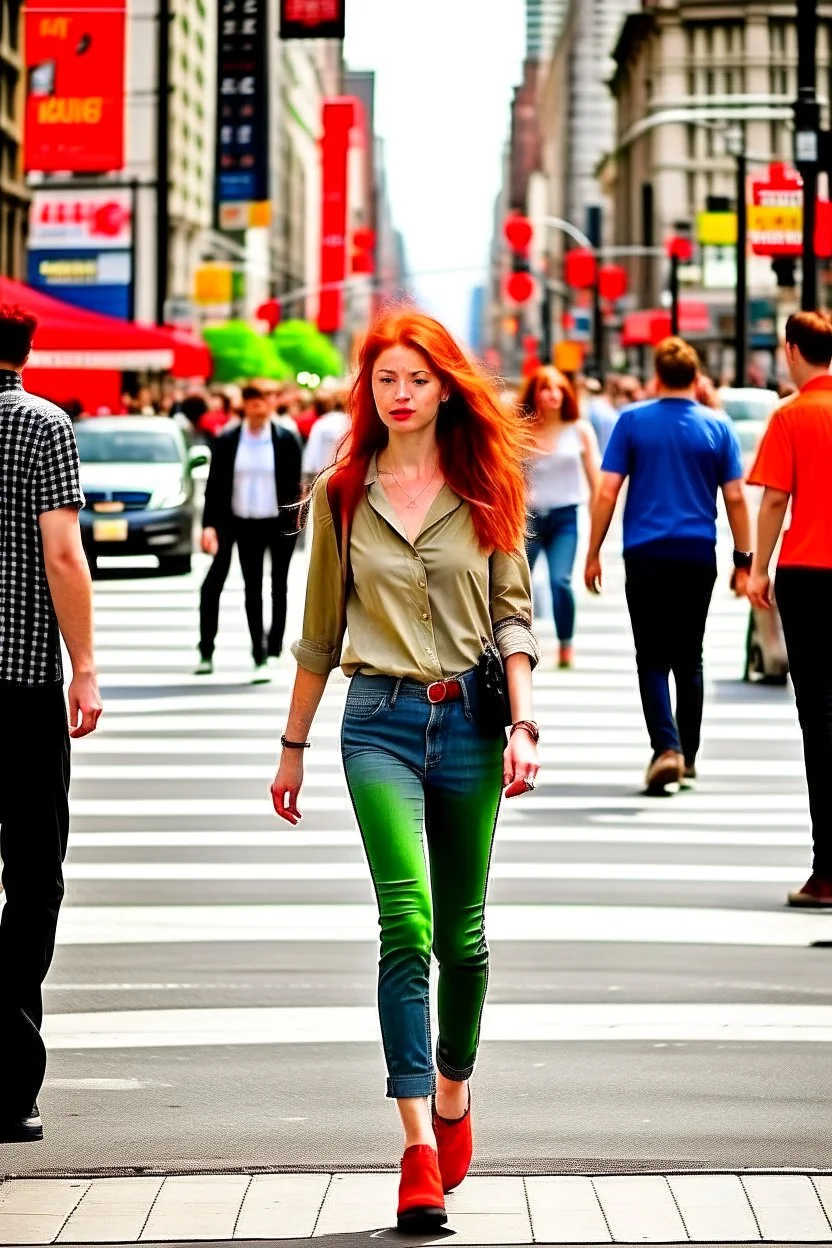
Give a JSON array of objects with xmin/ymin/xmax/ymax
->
[{"xmin": 341, "ymin": 669, "xmax": 504, "ymax": 1099}]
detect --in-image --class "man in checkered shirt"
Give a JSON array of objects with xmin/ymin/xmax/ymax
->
[{"xmin": 0, "ymin": 305, "xmax": 102, "ymax": 1142}]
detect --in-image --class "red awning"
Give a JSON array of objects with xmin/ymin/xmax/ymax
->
[
  {"xmin": 0, "ymin": 278, "xmax": 211, "ymax": 376},
  {"xmin": 621, "ymin": 302, "xmax": 713, "ymax": 348}
]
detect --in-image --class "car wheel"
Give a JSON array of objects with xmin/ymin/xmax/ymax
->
[{"xmin": 159, "ymin": 554, "xmax": 192, "ymax": 576}]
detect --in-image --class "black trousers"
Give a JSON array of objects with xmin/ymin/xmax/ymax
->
[
  {"xmin": 0, "ymin": 684, "xmax": 69, "ymax": 1033},
  {"xmin": 234, "ymin": 518, "xmax": 297, "ymax": 662},
  {"xmin": 775, "ymin": 567, "xmax": 832, "ymax": 876},
  {"xmin": 624, "ymin": 554, "xmax": 717, "ymax": 764},
  {"xmin": 199, "ymin": 530, "xmax": 235, "ymax": 660}
]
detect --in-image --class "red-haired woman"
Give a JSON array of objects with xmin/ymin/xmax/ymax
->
[
  {"xmin": 520, "ymin": 366, "xmax": 600, "ymax": 669},
  {"xmin": 271, "ymin": 310, "xmax": 539, "ymax": 1231}
]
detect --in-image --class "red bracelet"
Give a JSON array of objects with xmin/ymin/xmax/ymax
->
[{"xmin": 510, "ymin": 720, "xmax": 540, "ymax": 744}]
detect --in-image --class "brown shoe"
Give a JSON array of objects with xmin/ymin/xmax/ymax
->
[
  {"xmin": 787, "ymin": 874, "xmax": 832, "ymax": 908},
  {"xmin": 645, "ymin": 751, "xmax": 683, "ymax": 795}
]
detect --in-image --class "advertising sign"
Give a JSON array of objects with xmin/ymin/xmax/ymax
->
[
  {"xmin": 317, "ymin": 98, "xmax": 355, "ymax": 334},
  {"xmin": 215, "ymin": 0, "xmax": 269, "ymax": 219},
  {"xmin": 279, "ymin": 0, "xmax": 345, "ymax": 40},
  {"xmin": 27, "ymin": 189, "xmax": 132, "ymax": 318},
  {"xmin": 697, "ymin": 212, "xmax": 737, "ymax": 247},
  {"xmin": 749, "ymin": 163, "xmax": 832, "ymax": 258},
  {"xmin": 25, "ymin": 0, "xmax": 126, "ymax": 173}
]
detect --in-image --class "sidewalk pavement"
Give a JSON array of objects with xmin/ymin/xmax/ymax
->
[{"xmin": 2, "ymin": 1170, "xmax": 832, "ymax": 1245}]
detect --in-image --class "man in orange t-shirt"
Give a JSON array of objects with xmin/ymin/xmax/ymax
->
[{"xmin": 748, "ymin": 311, "xmax": 832, "ymax": 907}]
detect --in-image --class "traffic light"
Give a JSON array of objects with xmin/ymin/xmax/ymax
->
[
  {"xmin": 503, "ymin": 212, "xmax": 535, "ymax": 304},
  {"xmin": 772, "ymin": 257, "xmax": 797, "ymax": 287}
]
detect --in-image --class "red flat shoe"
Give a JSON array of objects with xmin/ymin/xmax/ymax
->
[
  {"xmin": 396, "ymin": 1144, "xmax": 447, "ymax": 1232},
  {"xmin": 433, "ymin": 1090, "xmax": 473, "ymax": 1193}
]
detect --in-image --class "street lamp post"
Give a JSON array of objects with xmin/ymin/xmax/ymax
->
[
  {"xmin": 795, "ymin": 0, "xmax": 820, "ymax": 311},
  {"xmin": 725, "ymin": 124, "xmax": 748, "ymax": 387}
]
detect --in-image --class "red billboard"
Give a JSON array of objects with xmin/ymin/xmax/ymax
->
[
  {"xmin": 25, "ymin": 0, "xmax": 126, "ymax": 174},
  {"xmin": 280, "ymin": 0, "xmax": 345, "ymax": 40},
  {"xmin": 317, "ymin": 98, "xmax": 355, "ymax": 334}
]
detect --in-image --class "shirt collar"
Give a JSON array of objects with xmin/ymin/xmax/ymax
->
[
  {"xmin": 0, "ymin": 369, "xmax": 22, "ymax": 393},
  {"xmin": 364, "ymin": 452, "xmax": 379, "ymax": 486},
  {"xmin": 800, "ymin": 374, "xmax": 832, "ymax": 395}
]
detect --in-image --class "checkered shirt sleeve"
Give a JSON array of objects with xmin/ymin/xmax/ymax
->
[{"xmin": 35, "ymin": 414, "xmax": 84, "ymax": 514}]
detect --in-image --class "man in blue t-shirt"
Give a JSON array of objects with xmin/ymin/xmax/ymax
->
[{"xmin": 583, "ymin": 337, "xmax": 751, "ymax": 795}]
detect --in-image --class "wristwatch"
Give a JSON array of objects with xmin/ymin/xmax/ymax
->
[{"xmin": 732, "ymin": 550, "xmax": 753, "ymax": 571}]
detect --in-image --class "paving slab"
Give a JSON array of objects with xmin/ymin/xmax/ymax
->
[{"xmin": 525, "ymin": 1175, "xmax": 612, "ymax": 1243}]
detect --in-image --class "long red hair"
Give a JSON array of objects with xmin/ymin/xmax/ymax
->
[
  {"xmin": 330, "ymin": 309, "xmax": 528, "ymax": 553},
  {"xmin": 519, "ymin": 367, "xmax": 580, "ymax": 423}
]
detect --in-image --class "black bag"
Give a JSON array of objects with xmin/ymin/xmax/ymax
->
[{"xmin": 476, "ymin": 637, "xmax": 511, "ymax": 733}]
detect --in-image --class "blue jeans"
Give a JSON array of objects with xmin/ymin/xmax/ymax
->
[
  {"xmin": 341, "ymin": 669, "xmax": 504, "ymax": 1099},
  {"xmin": 526, "ymin": 505, "xmax": 579, "ymax": 643}
]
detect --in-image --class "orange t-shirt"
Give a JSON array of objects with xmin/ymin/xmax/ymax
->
[{"xmin": 748, "ymin": 375, "xmax": 832, "ymax": 568}]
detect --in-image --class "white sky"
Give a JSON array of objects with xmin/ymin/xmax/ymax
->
[{"xmin": 343, "ymin": 1, "xmax": 525, "ymax": 340}]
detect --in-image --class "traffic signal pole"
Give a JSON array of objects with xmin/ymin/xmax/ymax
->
[
  {"xmin": 734, "ymin": 144, "xmax": 748, "ymax": 386},
  {"xmin": 796, "ymin": 0, "xmax": 820, "ymax": 311},
  {"xmin": 155, "ymin": 0, "xmax": 172, "ymax": 325}
]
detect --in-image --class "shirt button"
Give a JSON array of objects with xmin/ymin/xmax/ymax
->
[
  {"xmin": 426, "ymin": 648, "xmax": 433, "ymax": 656},
  {"xmin": 421, "ymin": 612, "xmax": 429, "ymax": 621},
  {"xmin": 418, "ymin": 579, "xmax": 426, "ymax": 589}
]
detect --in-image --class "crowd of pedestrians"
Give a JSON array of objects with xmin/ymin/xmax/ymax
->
[{"xmin": 4, "ymin": 291, "xmax": 832, "ymax": 1231}]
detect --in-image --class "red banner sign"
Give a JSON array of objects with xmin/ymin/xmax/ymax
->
[
  {"xmin": 280, "ymin": 0, "xmax": 345, "ymax": 40},
  {"xmin": 25, "ymin": 0, "xmax": 126, "ymax": 173},
  {"xmin": 317, "ymin": 98, "xmax": 355, "ymax": 335}
]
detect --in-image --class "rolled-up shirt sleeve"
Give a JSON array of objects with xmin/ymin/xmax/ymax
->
[
  {"xmin": 290, "ymin": 475, "xmax": 345, "ymax": 674},
  {"xmin": 490, "ymin": 545, "xmax": 540, "ymax": 669}
]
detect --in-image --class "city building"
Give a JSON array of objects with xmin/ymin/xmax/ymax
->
[
  {"xmin": 526, "ymin": 0, "xmax": 568, "ymax": 61},
  {"xmin": 0, "ymin": 0, "xmax": 28, "ymax": 277},
  {"xmin": 603, "ymin": 1, "xmax": 832, "ymax": 350}
]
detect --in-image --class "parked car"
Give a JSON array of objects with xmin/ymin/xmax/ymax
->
[
  {"xmin": 75, "ymin": 417, "xmax": 209, "ymax": 575},
  {"xmin": 716, "ymin": 386, "xmax": 780, "ymax": 455}
]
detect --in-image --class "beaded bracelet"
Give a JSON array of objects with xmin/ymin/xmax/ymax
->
[{"xmin": 510, "ymin": 720, "xmax": 540, "ymax": 744}]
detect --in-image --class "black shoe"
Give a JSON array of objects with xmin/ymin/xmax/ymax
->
[
  {"xmin": 0, "ymin": 1103, "xmax": 43, "ymax": 1143},
  {"xmin": 0, "ymin": 1006, "xmax": 46, "ymax": 1122}
]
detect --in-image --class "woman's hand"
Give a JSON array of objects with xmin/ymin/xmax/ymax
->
[
  {"xmin": 503, "ymin": 728, "xmax": 540, "ymax": 799},
  {"xmin": 271, "ymin": 750, "xmax": 305, "ymax": 824}
]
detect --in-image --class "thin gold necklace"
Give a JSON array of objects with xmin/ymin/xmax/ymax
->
[{"xmin": 379, "ymin": 457, "xmax": 440, "ymax": 509}]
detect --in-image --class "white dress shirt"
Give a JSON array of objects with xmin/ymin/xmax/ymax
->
[
  {"xmin": 302, "ymin": 409, "xmax": 350, "ymax": 476},
  {"xmin": 232, "ymin": 422, "xmax": 279, "ymax": 519}
]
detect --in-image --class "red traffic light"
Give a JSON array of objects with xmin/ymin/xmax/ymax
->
[
  {"xmin": 255, "ymin": 298, "xmax": 282, "ymax": 330},
  {"xmin": 666, "ymin": 235, "xmax": 693, "ymax": 262},
  {"xmin": 504, "ymin": 213, "xmax": 533, "ymax": 252},
  {"xmin": 506, "ymin": 271, "xmax": 535, "ymax": 304},
  {"xmin": 598, "ymin": 263, "xmax": 628, "ymax": 302},
  {"xmin": 564, "ymin": 247, "xmax": 597, "ymax": 290}
]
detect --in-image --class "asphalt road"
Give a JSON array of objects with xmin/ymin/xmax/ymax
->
[{"xmin": 4, "ymin": 533, "xmax": 831, "ymax": 1180}]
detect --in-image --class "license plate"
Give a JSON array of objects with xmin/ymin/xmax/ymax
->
[{"xmin": 93, "ymin": 518, "xmax": 129, "ymax": 542}]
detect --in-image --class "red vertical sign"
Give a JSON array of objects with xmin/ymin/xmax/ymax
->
[
  {"xmin": 25, "ymin": 0, "xmax": 126, "ymax": 173},
  {"xmin": 317, "ymin": 99, "xmax": 354, "ymax": 335}
]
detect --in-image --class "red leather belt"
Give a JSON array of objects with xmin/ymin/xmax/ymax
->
[{"xmin": 426, "ymin": 679, "xmax": 463, "ymax": 704}]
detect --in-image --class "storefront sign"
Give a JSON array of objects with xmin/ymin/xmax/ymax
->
[
  {"xmin": 27, "ymin": 189, "xmax": 132, "ymax": 317},
  {"xmin": 25, "ymin": 0, "xmax": 126, "ymax": 173},
  {"xmin": 215, "ymin": 0, "xmax": 269, "ymax": 219},
  {"xmin": 279, "ymin": 0, "xmax": 345, "ymax": 39},
  {"xmin": 697, "ymin": 212, "xmax": 737, "ymax": 247}
]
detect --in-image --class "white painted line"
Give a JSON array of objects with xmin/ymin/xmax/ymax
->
[
  {"xmin": 42, "ymin": 1003, "xmax": 832, "ymax": 1051},
  {"xmin": 594, "ymin": 810, "xmax": 809, "ymax": 828},
  {"xmin": 66, "ymin": 826, "xmax": 808, "ymax": 850},
  {"xmin": 55, "ymin": 903, "xmax": 832, "ymax": 948},
  {"xmin": 61, "ymin": 860, "xmax": 809, "ymax": 884},
  {"xmin": 67, "ymin": 794, "xmax": 811, "ymax": 818},
  {"xmin": 742, "ymin": 1174, "xmax": 832, "ymax": 1241}
]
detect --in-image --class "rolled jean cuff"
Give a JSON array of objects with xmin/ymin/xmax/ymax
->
[
  {"xmin": 386, "ymin": 1073, "xmax": 436, "ymax": 1100},
  {"xmin": 436, "ymin": 1053, "xmax": 475, "ymax": 1083}
]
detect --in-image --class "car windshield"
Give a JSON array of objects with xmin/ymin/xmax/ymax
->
[
  {"xmin": 75, "ymin": 427, "xmax": 181, "ymax": 464},
  {"xmin": 721, "ymin": 395, "xmax": 778, "ymax": 423}
]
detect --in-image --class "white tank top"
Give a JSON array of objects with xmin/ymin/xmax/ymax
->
[{"xmin": 528, "ymin": 423, "xmax": 588, "ymax": 510}]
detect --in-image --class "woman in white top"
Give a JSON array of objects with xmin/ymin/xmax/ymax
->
[{"xmin": 521, "ymin": 367, "xmax": 600, "ymax": 668}]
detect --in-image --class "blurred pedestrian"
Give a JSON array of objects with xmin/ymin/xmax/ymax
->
[
  {"xmin": 585, "ymin": 337, "xmax": 751, "ymax": 794},
  {"xmin": 197, "ymin": 382, "xmax": 302, "ymax": 682},
  {"xmin": 271, "ymin": 309, "xmax": 539, "ymax": 1231},
  {"xmin": 301, "ymin": 386, "xmax": 350, "ymax": 489},
  {"xmin": 747, "ymin": 312, "xmax": 832, "ymax": 907},
  {"xmin": 521, "ymin": 366, "xmax": 600, "ymax": 669},
  {"xmin": 0, "ymin": 305, "xmax": 102, "ymax": 1142},
  {"xmin": 587, "ymin": 375, "xmax": 620, "ymax": 456}
]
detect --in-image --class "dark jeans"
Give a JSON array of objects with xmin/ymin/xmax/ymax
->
[
  {"xmin": 775, "ymin": 567, "xmax": 832, "ymax": 876},
  {"xmin": 199, "ymin": 531, "xmax": 235, "ymax": 660},
  {"xmin": 235, "ymin": 518, "xmax": 297, "ymax": 663},
  {"xmin": 526, "ymin": 505, "xmax": 579, "ymax": 642},
  {"xmin": 0, "ymin": 684, "xmax": 69, "ymax": 1034},
  {"xmin": 624, "ymin": 553, "xmax": 717, "ymax": 763}
]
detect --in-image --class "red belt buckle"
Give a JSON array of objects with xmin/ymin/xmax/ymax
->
[{"xmin": 427, "ymin": 681, "xmax": 446, "ymax": 704}]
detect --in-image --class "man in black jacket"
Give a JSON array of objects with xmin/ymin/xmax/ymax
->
[{"xmin": 197, "ymin": 383, "xmax": 302, "ymax": 682}]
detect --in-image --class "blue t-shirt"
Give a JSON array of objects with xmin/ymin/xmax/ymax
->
[{"xmin": 601, "ymin": 398, "xmax": 744, "ymax": 559}]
